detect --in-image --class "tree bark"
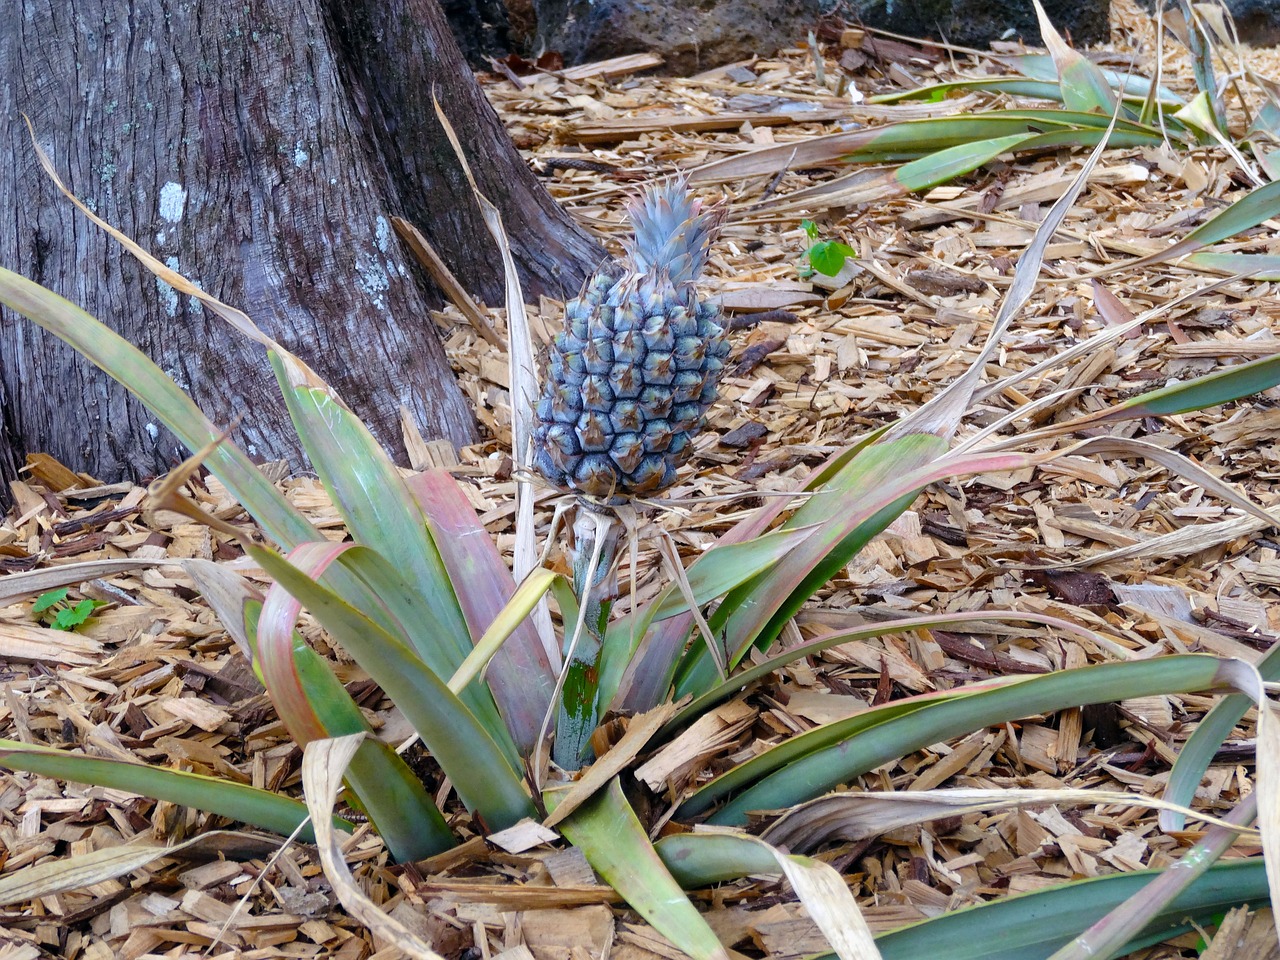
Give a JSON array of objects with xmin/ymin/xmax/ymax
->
[{"xmin": 0, "ymin": 0, "xmax": 601, "ymax": 490}]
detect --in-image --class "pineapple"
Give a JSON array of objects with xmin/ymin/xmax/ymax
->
[{"xmin": 532, "ymin": 180, "xmax": 730, "ymax": 502}]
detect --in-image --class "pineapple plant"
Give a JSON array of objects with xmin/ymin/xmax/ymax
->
[{"xmin": 532, "ymin": 180, "xmax": 730, "ymax": 502}]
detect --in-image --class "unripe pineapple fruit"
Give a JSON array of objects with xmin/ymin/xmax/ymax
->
[{"xmin": 532, "ymin": 181, "xmax": 730, "ymax": 502}]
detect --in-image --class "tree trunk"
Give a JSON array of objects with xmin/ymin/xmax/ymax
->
[{"xmin": 0, "ymin": 0, "xmax": 601, "ymax": 490}]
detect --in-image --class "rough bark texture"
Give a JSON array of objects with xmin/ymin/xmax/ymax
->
[
  {"xmin": 0, "ymin": 0, "xmax": 601, "ymax": 490},
  {"xmin": 325, "ymin": 0, "xmax": 604, "ymax": 306}
]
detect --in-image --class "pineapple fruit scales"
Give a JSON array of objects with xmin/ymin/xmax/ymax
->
[{"xmin": 533, "ymin": 180, "xmax": 730, "ymax": 502}]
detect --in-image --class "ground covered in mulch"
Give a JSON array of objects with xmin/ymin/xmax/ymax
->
[{"xmin": 2, "ymin": 3, "xmax": 1280, "ymax": 957}]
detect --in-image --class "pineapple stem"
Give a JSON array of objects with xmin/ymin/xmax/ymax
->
[{"xmin": 553, "ymin": 506, "xmax": 620, "ymax": 770}]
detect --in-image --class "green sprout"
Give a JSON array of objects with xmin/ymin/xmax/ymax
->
[
  {"xmin": 32, "ymin": 587, "xmax": 107, "ymax": 631},
  {"xmin": 800, "ymin": 219, "xmax": 857, "ymax": 277}
]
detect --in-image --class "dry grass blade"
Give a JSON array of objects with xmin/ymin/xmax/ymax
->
[
  {"xmin": 0, "ymin": 558, "xmax": 164, "ymax": 606},
  {"xmin": 391, "ymin": 215, "xmax": 504, "ymax": 348},
  {"xmin": 432, "ymin": 93, "xmax": 557, "ymax": 663},
  {"xmin": 0, "ymin": 831, "xmax": 271, "ymax": 907},
  {"xmin": 178, "ymin": 558, "xmax": 257, "ymax": 660},
  {"xmin": 301, "ymin": 734, "xmax": 447, "ymax": 960},
  {"xmin": 768, "ymin": 846, "xmax": 882, "ymax": 960},
  {"xmin": 889, "ymin": 108, "xmax": 1120, "ymax": 440},
  {"xmin": 23, "ymin": 116, "xmax": 276, "ymax": 351},
  {"xmin": 763, "ymin": 788, "xmax": 1255, "ymax": 852},
  {"xmin": 542, "ymin": 701, "xmax": 679, "ymax": 828}
]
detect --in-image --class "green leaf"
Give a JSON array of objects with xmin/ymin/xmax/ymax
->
[
  {"xmin": 662, "ymin": 610, "xmax": 1100, "ymax": 738},
  {"xmin": 683, "ymin": 654, "xmax": 1233, "ymax": 822},
  {"xmin": 1032, "ymin": 0, "xmax": 1117, "ymax": 115},
  {"xmin": 657, "ymin": 837, "xmax": 1266, "ymax": 960},
  {"xmin": 1185, "ymin": 252, "xmax": 1280, "ymax": 280},
  {"xmin": 1008, "ymin": 53, "xmax": 1184, "ymax": 104},
  {"xmin": 870, "ymin": 77, "xmax": 1070, "ymax": 104},
  {"xmin": 1087, "ymin": 353, "xmax": 1280, "ymax": 423},
  {"xmin": 598, "ymin": 525, "xmax": 817, "ymax": 713},
  {"xmin": 894, "ymin": 133, "xmax": 1041, "ymax": 191},
  {"xmin": 49, "ymin": 599, "xmax": 103, "ymax": 631},
  {"xmin": 1162, "ymin": 641, "xmax": 1280, "ymax": 831},
  {"xmin": 839, "ymin": 111, "xmax": 1156, "ymax": 164},
  {"xmin": 871, "ymin": 860, "xmax": 1267, "ymax": 960},
  {"xmin": 807, "ymin": 240, "xmax": 857, "ymax": 276},
  {"xmin": 31, "ymin": 588, "xmax": 68, "ymax": 615},
  {"xmin": 270, "ymin": 354, "xmax": 469, "ymax": 667},
  {"xmin": 247, "ymin": 542, "xmax": 537, "ymax": 830},
  {"xmin": 0, "ymin": 268, "xmax": 320, "ymax": 553},
  {"xmin": 553, "ymin": 779, "xmax": 730, "ymax": 960},
  {"xmin": 675, "ymin": 433, "xmax": 951, "ymax": 699},
  {"xmin": 0, "ymin": 738, "xmax": 334, "ymax": 840}
]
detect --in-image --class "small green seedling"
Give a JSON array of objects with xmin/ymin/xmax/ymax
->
[
  {"xmin": 800, "ymin": 219, "xmax": 857, "ymax": 277},
  {"xmin": 32, "ymin": 587, "xmax": 107, "ymax": 631}
]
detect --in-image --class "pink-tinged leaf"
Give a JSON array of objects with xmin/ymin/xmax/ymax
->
[
  {"xmin": 256, "ymin": 541, "xmax": 455, "ymax": 860},
  {"xmin": 409, "ymin": 470, "xmax": 555, "ymax": 753},
  {"xmin": 247, "ymin": 542, "xmax": 537, "ymax": 830},
  {"xmin": 258, "ymin": 541, "xmax": 359, "ymax": 744}
]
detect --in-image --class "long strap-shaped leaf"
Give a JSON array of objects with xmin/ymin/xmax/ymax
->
[
  {"xmin": 655, "ymin": 833, "xmax": 1266, "ymax": 960},
  {"xmin": 661, "ymin": 609, "xmax": 1110, "ymax": 737},
  {"xmin": 0, "ymin": 738, "xmax": 333, "ymax": 840},
  {"xmin": 682, "ymin": 654, "xmax": 1236, "ymax": 822},
  {"xmin": 0, "ymin": 268, "xmax": 316, "ymax": 549},
  {"xmin": 598, "ymin": 525, "xmax": 817, "ymax": 711},
  {"xmin": 247, "ymin": 542, "xmax": 537, "ymax": 830},
  {"xmin": 552, "ymin": 778, "xmax": 731, "ymax": 960}
]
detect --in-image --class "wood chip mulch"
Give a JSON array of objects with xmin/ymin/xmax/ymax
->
[{"xmin": 2, "ymin": 2, "xmax": 1280, "ymax": 957}]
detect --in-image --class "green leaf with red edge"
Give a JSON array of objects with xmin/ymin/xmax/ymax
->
[
  {"xmin": 272, "ymin": 352, "xmax": 518, "ymax": 762},
  {"xmin": 0, "ymin": 738, "xmax": 335, "ymax": 840},
  {"xmin": 673, "ymin": 432, "xmax": 952, "ymax": 698},
  {"xmin": 246, "ymin": 541, "xmax": 537, "ymax": 830},
  {"xmin": 253, "ymin": 545, "xmax": 454, "ymax": 860},
  {"xmin": 408, "ymin": 469, "xmax": 555, "ymax": 753},
  {"xmin": 611, "ymin": 440, "xmax": 855, "ymax": 713},
  {"xmin": 682, "ymin": 654, "xmax": 1236, "ymax": 823}
]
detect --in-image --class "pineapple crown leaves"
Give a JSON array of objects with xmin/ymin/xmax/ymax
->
[{"xmin": 622, "ymin": 179, "xmax": 724, "ymax": 287}]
